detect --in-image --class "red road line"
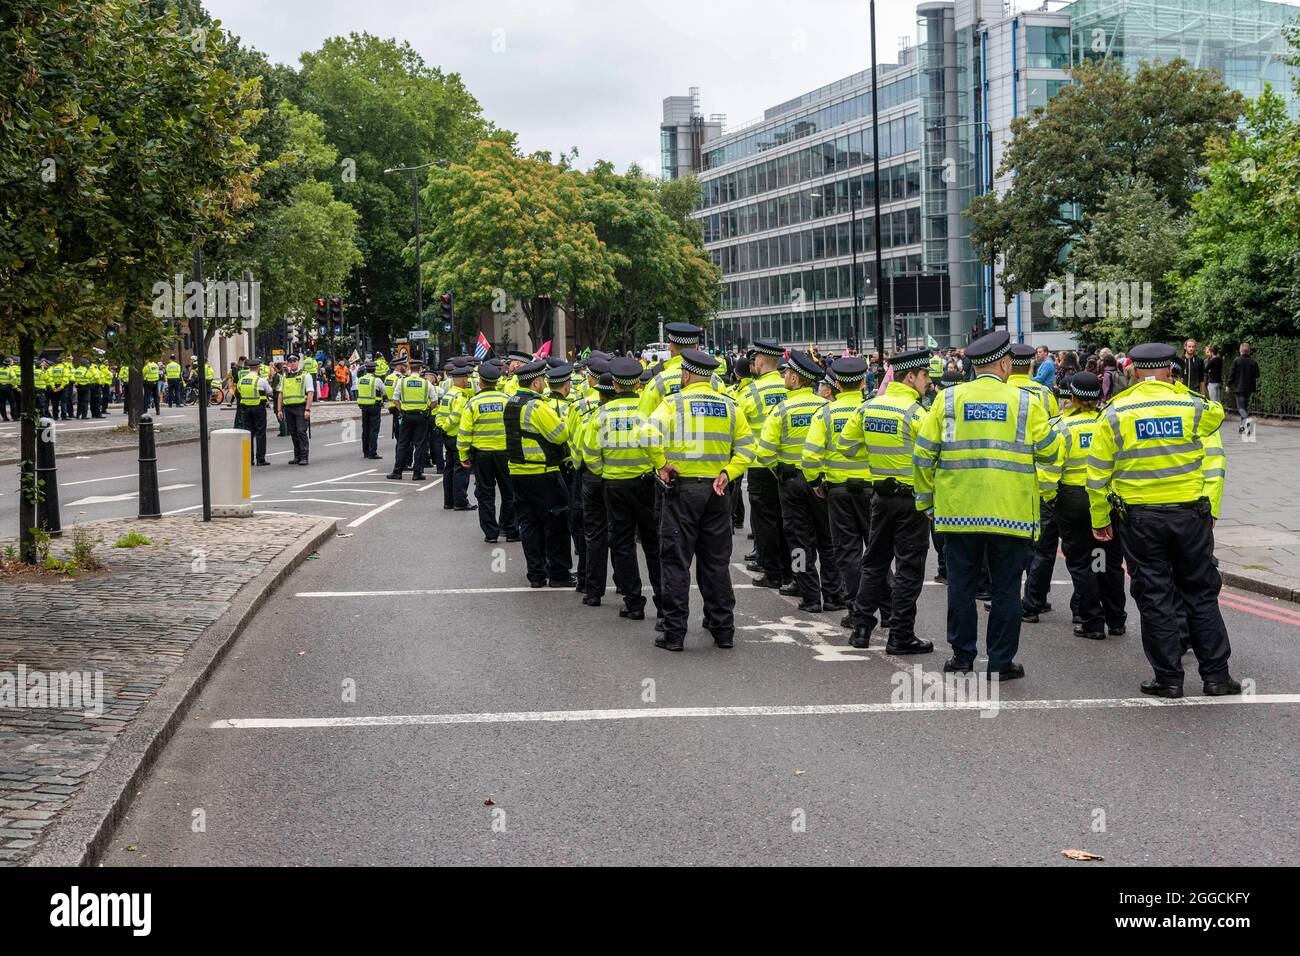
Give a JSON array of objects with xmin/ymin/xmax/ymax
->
[
  {"xmin": 1219, "ymin": 597, "xmax": 1300, "ymax": 627},
  {"xmin": 1221, "ymin": 588, "xmax": 1300, "ymax": 619}
]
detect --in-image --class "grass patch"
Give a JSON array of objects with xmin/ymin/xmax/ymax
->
[{"xmin": 113, "ymin": 531, "xmax": 153, "ymax": 549}]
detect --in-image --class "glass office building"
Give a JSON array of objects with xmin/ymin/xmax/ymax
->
[{"xmin": 684, "ymin": 0, "xmax": 1299, "ymax": 351}]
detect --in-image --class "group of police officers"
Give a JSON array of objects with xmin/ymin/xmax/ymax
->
[{"xmin": 227, "ymin": 321, "xmax": 1238, "ymax": 697}]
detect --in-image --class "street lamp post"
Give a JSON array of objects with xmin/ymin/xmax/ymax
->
[
  {"xmin": 383, "ymin": 160, "xmax": 449, "ymax": 356},
  {"xmin": 870, "ymin": 0, "xmax": 886, "ymax": 367}
]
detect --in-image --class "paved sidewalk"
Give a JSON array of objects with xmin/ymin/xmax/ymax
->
[
  {"xmin": 1216, "ymin": 421, "xmax": 1300, "ymax": 601},
  {"xmin": 0, "ymin": 513, "xmax": 334, "ymax": 865},
  {"xmin": 0, "ymin": 402, "xmax": 361, "ymax": 465}
]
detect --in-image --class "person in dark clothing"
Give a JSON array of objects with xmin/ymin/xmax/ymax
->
[
  {"xmin": 1227, "ymin": 342, "xmax": 1260, "ymax": 425},
  {"xmin": 1205, "ymin": 344, "xmax": 1223, "ymax": 404},
  {"xmin": 1182, "ymin": 339, "xmax": 1206, "ymax": 394}
]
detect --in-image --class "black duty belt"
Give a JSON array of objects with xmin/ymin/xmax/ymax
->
[
  {"xmin": 677, "ymin": 476, "xmax": 717, "ymax": 484},
  {"xmin": 873, "ymin": 478, "xmax": 914, "ymax": 497},
  {"xmin": 1126, "ymin": 499, "xmax": 1208, "ymax": 513}
]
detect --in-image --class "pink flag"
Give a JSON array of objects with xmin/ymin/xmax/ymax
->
[{"xmin": 536, "ymin": 340, "xmax": 552, "ymax": 358}]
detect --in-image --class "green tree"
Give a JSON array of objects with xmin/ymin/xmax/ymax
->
[
  {"xmin": 969, "ymin": 58, "xmax": 1242, "ymax": 300},
  {"xmin": 1171, "ymin": 87, "xmax": 1300, "ymax": 343},
  {"xmin": 293, "ymin": 33, "xmax": 489, "ymax": 350},
  {"xmin": 422, "ymin": 140, "xmax": 618, "ymax": 349}
]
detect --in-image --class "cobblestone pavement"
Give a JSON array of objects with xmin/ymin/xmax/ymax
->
[
  {"xmin": 0, "ymin": 401, "xmax": 360, "ymax": 464},
  {"xmin": 0, "ymin": 513, "xmax": 326, "ymax": 864},
  {"xmin": 1216, "ymin": 422, "xmax": 1300, "ymax": 600}
]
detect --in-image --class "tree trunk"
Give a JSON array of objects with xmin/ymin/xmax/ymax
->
[{"xmin": 18, "ymin": 335, "xmax": 38, "ymax": 564}]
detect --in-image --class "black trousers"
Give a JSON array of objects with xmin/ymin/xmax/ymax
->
[
  {"xmin": 97, "ymin": 383, "xmax": 110, "ymax": 416},
  {"xmin": 242, "ymin": 405, "xmax": 267, "ymax": 463},
  {"xmin": 1116, "ymin": 502, "xmax": 1231, "ymax": 685},
  {"xmin": 76, "ymin": 384, "xmax": 91, "ymax": 418},
  {"xmin": 730, "ymin": 473, "xmax": 745, "ymax": 527},
  {"xmin": 826, "ymin": 483, "xmax": 892, "ymax": 622},
  {"xmin": 581, "ymin": 471, "xmax": 608, "ymax": 600},
  {"xmin": 392, "ymin": 411, "xmax": 430, "ymax": 476},
  {"xmin": 144, "ymin": 384, "xmax": 160, "ymax": 414},
  {"xmin": 857, "ymin": 490, "xmax": 928, "ymax": 640},
  {"xmin": 284, "ymin": 404, "xmax": 309, "ymax": 462},
  {"xmin": 390, "ymin": 407, "xmax": 401, "ymax": 439},
  {"xmin": 945, "ymin": 532, "xmax": 1032, "ymax": 671},
  {"xmin": 605, "ymin": 474, "xmax": 661, "ymax": 613},
  {"xmin": 442, "ymin": 435, "xmax": 469, "ymax": 507},
  {"xmin": 473, "ymin": 449, "xmax": 517, "ymax": 540},
  {"xmin": 166, "ymin": 379, "xmax": 182, "ymax": 407},
  {"xmin": 513, "ymin": 471, "xmax": 572, "ymax": 585},
  {"xmin": 747, "ymin": 467, "xmax": 789, "ymax": 580},
  {"xmin": 61, "ymin": 386, "xmax": 74, "ymax": 417},
  {"xmin": 1022, "ymin": 499, "xmax": 1059, "ymax": 612},
  {"xmin": 1056, "ymin": 485, "xmax": 1126, "ymax": 633},
  {"xmin": 360, "ymin": 404, "xmax": 382, "ymax": 457},
  {"xmin": 568, "ymin": 467, "xmax": 588, "ymax": 585},
  {"xmin": 932, "ymin": 528, "xmax": 946, "ymax": 577},
  {"xmin": 0, "ymin": 385, "xmax": 14, "ymax": 420},
  {"xmin": 659, "ymin": 479, "xmax": 735, "ymax": 643},
  {"xmin": 430, "ymin": 427, "xmax": 446, "ymax": 472},
  {"xmin": 47, "ymin": 388, "xmax": 63, "ymax": 419},
  {"xmin": 778, "ymin": 471, "xmax": 840, "ymax": 603}
]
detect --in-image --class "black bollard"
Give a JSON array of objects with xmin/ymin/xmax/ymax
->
[
  {"xmin": 138, "ymin": 414, "xmax": 161, "ymax": 519},
  {"xmin": 36, "ymin": 416, "xmax": 62, "ymax": 538}
]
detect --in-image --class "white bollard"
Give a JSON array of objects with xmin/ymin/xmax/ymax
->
[{"xmin": 211, "ymin": 428, "xmax": 254, "ymax": 517}]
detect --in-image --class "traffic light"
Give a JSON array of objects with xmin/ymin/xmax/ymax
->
[
  {"xmin": 315, "ymin": 297, "xmax": 328, "ymax": 337},
  {"xmin": 439, "ymin": 293, "xmax": 453, "ymax": 334},
  {"xmin": 329, "ymin": 297, "xmax": 343, "ymax": 336},
  {"xmin": 893, "ymin": 317, "xmax": 906, "ymax": 350}
]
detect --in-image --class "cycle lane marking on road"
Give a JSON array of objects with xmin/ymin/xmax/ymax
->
[{"xmin": 61, "ymin": 468, "xmax": 178, "ymax": 487}]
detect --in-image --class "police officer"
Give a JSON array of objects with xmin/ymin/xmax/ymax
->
[
  {"xmin": 639, "ymin": 323, "xmax": 724, "ymax": 416},
  {"xmin": 355, "ymin": 362, "xmax": 386, "ymax": 460},
  {"xmin": 458, "ymin": 362, "xmax": 517, "ymax": 543},
  {"xmin": 0, "ymin": 357, "xmax": 14, "ymax": 421},
  {"xmin": 582, "ymin": 356, "xmax": 662, "ymax": 622},
  {"xmin": 72, "ymin": 359, "xmax": 90, "ymax": 419},
  {"xmin": 504, "ymin": 360, "xmax": 573, "ymax": 588},
  {"xmin": 833, "ymin": 350, "xmax": 934, "ymax": 653},
  {"xmin": 437, "ymin": 364, "xmax": 472, "ymax": 509},
  {"xmin": 388, "ymin": 360, "xmax": 432, "ymax": 481},
  {"xmin": 1086, "ymin": 342, "xmax": 1239, "ymax": 698},
  {"xmin": 564, "ymin": 359, "xmax": 607, "ymax": 591},
  {"xmin": 237, "ymin": 359, "xmax": 273, "ymax": 466},
  {"xmin": 165, "ymin": 355, "xmax": 182, "ymax": 407},
  {"xmin": 276, "ymin": 354, "xmax": 313, "ymax": 465},
  {"xmin": 1009, "ymin": 343, "xmax": 1063, "ymax": 622},
  {"xmin": 757, "ymin": 350, "xmax": 841, "ymax": 613},
  {"xmin": 802, "ymin": 356, "xmax": 891, "ymax": 632},
  {"xmin": 570, "ymin": 370, "xmax": 616, "ymax": 606},
  {"xmin": 1054, "ymin": 371, "xmax": 1125, "ymax": 640},
  {"xmin": 914, "ymin": 330, "xmax": 1061, "ymax": 680},
  {"xmin": 141, "ymin": 358, "xmax": 161, "ymax": 414},
  {"xmin": 645, "ymin": 350, "xmax": 754, "ymax": 651},
  {"xmin": 737, "ymin": 339, "xmax": 790, "ymax": 589},
  {"xmin": 385, "ymin": 360, "xmax": 406, "ymax": 440}
]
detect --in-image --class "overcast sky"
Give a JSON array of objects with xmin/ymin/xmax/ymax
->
[{"xmin": 204, "ymin": 0, "xmax": 929, "ymax": 174}]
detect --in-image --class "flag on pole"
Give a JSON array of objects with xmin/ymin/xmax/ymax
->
[
  {"xmin": 474, "ymin": 331, "xmax": 491, "ymax": 359},
  {"xmin": 926, "ymin": 334, "xmax": 938, "ymax": 349},
  {"xmin": 536, "ymin": 340, "xmax": 552, "ymax": 358}
]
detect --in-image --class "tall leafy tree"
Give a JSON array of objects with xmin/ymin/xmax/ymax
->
[
  {"xmin": 969, "ymin": 59, "xmax": 1242, "ymax": 300},
  {"xmin": 421, "ymin": 139, "xmax": 618, "ymax": 348},
  {"xmin": 293, "ymin": 33, "xmax": 488, "ymax": 349}
]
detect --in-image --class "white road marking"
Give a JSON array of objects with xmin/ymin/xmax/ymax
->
[
  {"xmin": 293, "ymin": 469, "xmax": 375, "ymax": 489},
  {"xmin": 297, "ymin": 584, "xmax": 760, "ymax": 598},
  {"xmin": 255, "ymin": 510, "xmax": 345, "ymax": 520},
  {"xmin": 347, "ymin": 498, "xmax": 403, "ymax": 527},
  {"xmin": 416, "ymin": 476, "xmax": 444, "ymax": 492},
  {"xmin": 291, "ymin": 487, "xmax": 398, "ymax": 495},
  {"xmin": 66, "ymin": 483, "xmax": 194, "ymax": 506},
  {"xmin": 211, "ymin": 694, "xmax": 1300, "ymax": 731},
  {"xmin": 325, "ymin": 438, "xmax": 360, "ymax": 446},
  {"xmin": 61, "ymin": 468, "xmax": 177, "ymax": 487},
  {"xmin": 161, "ymin": 504, "xmax": 203, "ymax": 516},
  {"xmin": 254, "ymin": 498, "xmax": 370, "ymax": 507},
  {"xmin": 266, "ymin": 451, "xmax": 294, "ymax": 458}
]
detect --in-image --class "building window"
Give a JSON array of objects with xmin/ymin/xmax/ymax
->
[{"xmin": 1026, "ymin": 25, "xmax": 1070, "ymax": 70}]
